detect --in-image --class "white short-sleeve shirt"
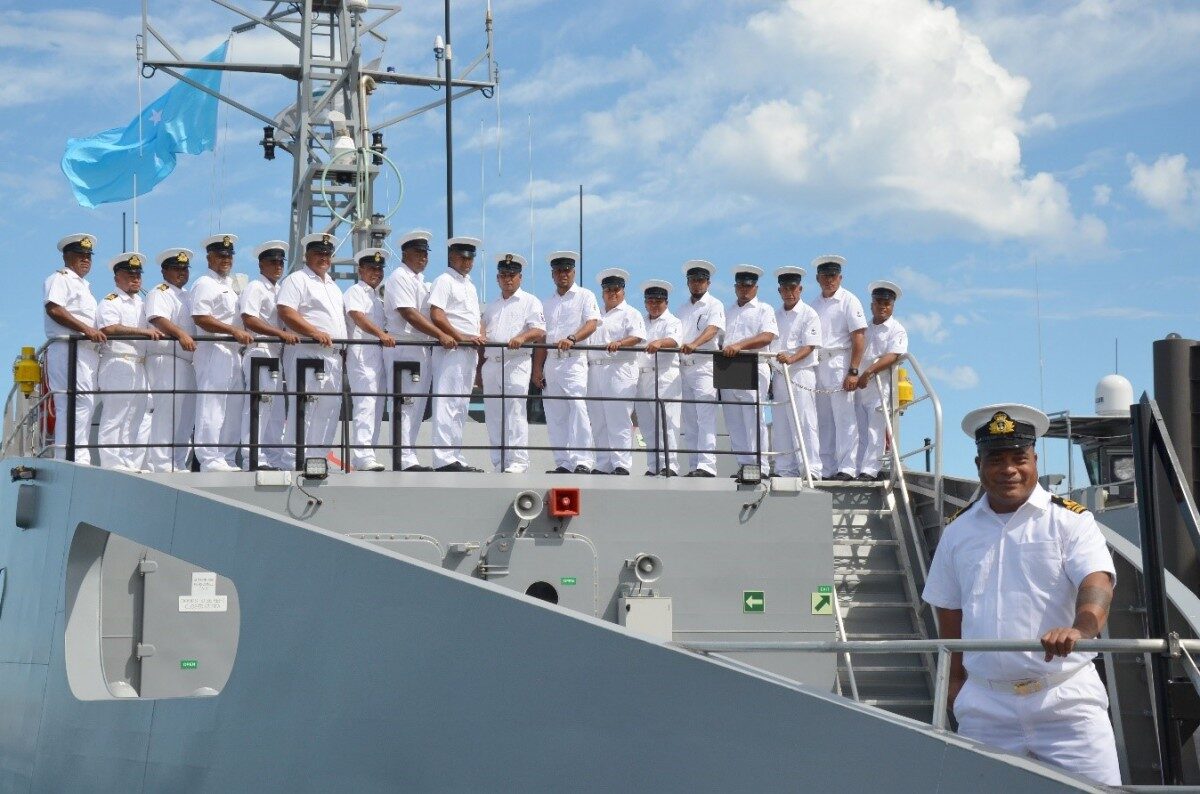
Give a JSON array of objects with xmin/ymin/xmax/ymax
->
[
  {"xmin": 724, "ymin": 297, "xmax": 778, "ymax": 346},
  {"xmin": 383, "ymin": 264, "xmax": 431, "ymax": 340},
  {"xmin": 588, "ymin": 301, "xmax": 647, "ymax": 364},
  {"xmin": 811, "ymin": 287, "xmax": 867, "ymax": 350},
  {"xmin": 864, "ymin": 316, "xmax": 908, "ymax": 367},
  {"xmin": 344, "ymin": 281, "xmax": 385, "ymax": 341},
  {"xmin": 145, "ymin": 282, "xmax": 196, "ymax": 359},
  {"xmin": 771, "ymin": 303, "xmax": 822, "ymax": 370},
  {"xmin": 639, "ymin": 310, "xmax": 683, "ymax": 372},
  {"xmin": 96, "ymin": 291, "xmax": 147, "ymax": 357},
  {"xmin": 676, "ymin": 292, "xmax": 725, "ymax": 351},
  {"xmin": 543, "ymin": 283, "xmax": 601, "ymax": 344},
  {"xmin": 191, "ymin": 270, "xmax": 239, "ymax": 326},
  {"xmin": 922, "ymin": 485, "xmax": 1117, "ymax": 681},
  {"xmin": 43, "ymin": 267, "xmax": 98, "ymax": 338},
  {"xmin": 427, "ymin": 269, "xmax": 482, "ymax": 336},
  {"xmin": 483, "ymin": 289, "xmax": 545, "ymax": 358},
  {"xmin": 276, "ymin": 266, "xmax": 348, "ymax": 338}
]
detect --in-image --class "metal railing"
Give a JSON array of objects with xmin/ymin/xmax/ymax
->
[{"xmin": 891, "ymin": 352, "xmax": 943, "ymax": 523}]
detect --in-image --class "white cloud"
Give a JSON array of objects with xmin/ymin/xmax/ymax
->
[
  {"xmin": 924, "ymin": 363, "xmax": 980, "ymax": 390},
  {"xmin": 1044, "ymin": 306, "xmax": 1167, "ymax": 321},
  {"xmin": 894, "ymin": 265, "xmax": 1042, "ymax": 305},
  {"xmin": 903, "ymin": 312, "xmax": 949, "ymax": 344},
  {"xmin": 503, "ymin": 49, "xmax": 653, "ymax": 106},
  {"xmin": 572, "ymin": 0, "xmax": 1104, "ymax": 251},
  {"xmin": 1092, "ymin": 184, "xmax": 1112, "ymax": 206},
  {"xmin": 1128, "ymin": 153, "xmax": 1200, "ymax": 226}
]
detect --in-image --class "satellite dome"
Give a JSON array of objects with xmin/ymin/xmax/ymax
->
[{"xmin": 1094, "ymin": 374, "xmax": 1133, "ymax": 417}]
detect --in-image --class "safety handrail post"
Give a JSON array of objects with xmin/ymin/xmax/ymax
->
[
  {"xmin": 247, "ymin": 356, "xmax": 281, "ymax": 472},
  {"xmin": 66, "ymin": 337, "xmax": 78, "ymax": 463}
]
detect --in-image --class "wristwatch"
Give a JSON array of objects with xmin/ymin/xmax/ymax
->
[
  {"xmin": 567, "ymin": 334, "xmax": 577, "ymax": 343},
  {"xmin": 847, "ymin": 368, "xmax": 859, "ymax": 376}
]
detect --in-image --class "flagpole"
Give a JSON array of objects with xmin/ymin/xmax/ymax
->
[{"xmin": 133, "ymin": 34, "xmax": 143, "ymax": 252}]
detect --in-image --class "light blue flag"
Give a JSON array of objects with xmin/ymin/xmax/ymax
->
[{"xmin": 61, "ymin": 41, "xmax": 229, "ymax": 208}]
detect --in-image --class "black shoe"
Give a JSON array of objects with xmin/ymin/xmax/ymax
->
[
  {"xmin": 255, "ymin": 465, "xmax": 280, "ymax": 471},
  {"xmin": 591, "ymin": 468, "xmax": 608, "ymax": 475},
  {"xmin": 644, "ymin": 471, "xmax": 656, "ymax": 477},
  {"xmin": 547, "ymin": 466, "xmax": 572, "ymax": 474},
  {"xmin": 435, "ymin": 462, "xmax": 471, "ymax": 473},
  {"xmin": 573, "ymin": 465, "xmax": 592, "ymax": 474},
  {"xmin": 875, "ymin": 471, "xmax": 889, "ymax": 481},
  {"xmin": 403, "ymin": 465, "xmax": 433, "ymax": 472},
  {"xmin": 685, "ymin": 469, "xmax": 715, "ymax": 478},
  {"xmin": 611, "ymin": 467, "xmax": 630, "ymax": 476},
  {"xmin": 660, "ymin": 469, "xmax": 678, "ymax": 477},
  {"xmin": 829, "ymin": 472, "xmax": 853, "ymax": 481},
  {"xmin": 856, "ymin": 473, "xmax": 875, "ymax": 482}
]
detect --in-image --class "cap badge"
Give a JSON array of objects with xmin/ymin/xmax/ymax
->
[
  {"xmin": 222, "ymin": 235, "xmax": 232, "ymax": 246},
  {"xmin": 988, "ymin": 412, "xmax": 1015, "ymax": 436},
  {"xmin": 504, "ymin": 253, "xmax": 514, "ymax": 263},
  {"xmin": 177, "ymin": 252, "xmax": 190, "ymax": 264},
  {"xmin": 79, "ymin": 237, "xmax": 93, "ymax": 251},
  {"xmin": 373, "ymin": 252, "xmax": 383, "ymax": 262},
  {"xmin": 129, "ymin": 255, "xmax": 142, "ymax": 267},
  {"xmin": 322, "ymin": 233, "xmax": 332, "ymax": 245}
]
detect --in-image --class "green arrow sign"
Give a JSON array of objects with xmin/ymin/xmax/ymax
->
[
  {"xmin": 811, "ymin": 592, "xmax": 833, "ymax": 615},
  {"xmin": 743, "ymin": 590, "xmax": 765, "ymax": 613}
]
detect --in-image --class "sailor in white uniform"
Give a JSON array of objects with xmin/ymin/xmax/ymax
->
[
  {"xmin": 383, "ymin": 230, "xmax": 452, "ymax": 472},
  {"xmin": 95, "ymin": 253, "xmax": 160, "ymax": 470},
  {"xmin": 144, "ymin": 248, "xmax": 198, "ymax": 472},
  {"xmin": 191, "ymin": 234, "xmax": 253, "ymax": 472},
  {"xmin": 855, "ymin": 280, "xmax": 908, "ymax": 481},
  {"xmin": 587, "ymin": 269, "xmax": 646, "ymax": 475},
  {"xmin": 769, "ymin": 266, "xmax": 822, "ymax": 479},
  {"xmin": 923, "ymin": 404, "xmax": 1120, "ymax": 786},
  {"xmin": 344, "ymin": 248, "xmax": 393, "ymax": 472},
  {"xmin": 532, "ymin": 251, "xmax": 600, "ymax": 474},
  {"xmin": 43, "ymin": 233, "xmax": 105, "ymax": 463},
  {"xmin": 637, "ymin": 280, "xmax": 683, "ymax": 476},
  {"xmin": 277, "ymin": 233, "xmax": 348, "ymax": 469},
  {"xmin": 677, "ymin": 260, "xmax": 725, "ymax": 478},
  {"xmin": 810, "ymin": 255, "xmax": 867, "ymax": 481},
  {"xmin": 721, "ymin": 266, "xmax": 777, "ymax": 471},
  {"xmin": 428, "ymin": 236, "xmax": 486, "ymax": 472},
  {"xmin": 481, "ymin": 253, "xmax": 546, "ymax": 473},
  {"xmin": 237, "ymin": 241, "xmax": 297, "ymax": 471}
]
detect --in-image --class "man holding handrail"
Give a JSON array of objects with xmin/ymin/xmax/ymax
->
[
  {"xmin": 769, "ymin": 266, "xmax": 822, "ymax": 480},
  {"xmin": 854, "ymin": 280, "xmax": 908, "ymax": 481},
  {"xmin": 637, "ymin": 279, "xmax": 683, "ymax": 477},
  {"xmin": 145, "ymin": 248, "xmax": 199, "ymax": 472},
  {"xmin": 721, "ymin": 266, "xmax": 777, "ymax": 473},
  {"xmin": 677, "ymin": 260, "xmax": 725, "ymax": 478},
  {"xmin": 923, "ymin": 403, "xmax": 1119, "ymax": 785},
  {"xmin": 344, "ymin": 248, "xmax": 394, "ymax": 472}
]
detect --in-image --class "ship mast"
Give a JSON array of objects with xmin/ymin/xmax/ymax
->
[{"xmin": 139, "ymin": 0, "xmax": 497, "ymax": 279}]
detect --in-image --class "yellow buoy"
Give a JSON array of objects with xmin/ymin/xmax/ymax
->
[
  {"xmin": 896, "ymin": 367, "xmax": 914, "ymax": 411},
  {"xmin": 13, "ymin": 347, "xmax": 41, "ymax": 397}
]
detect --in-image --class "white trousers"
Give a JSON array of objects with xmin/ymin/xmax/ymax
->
[
  {"xmin": 346, "ymin": 345, "xmax": 385, "ymax": 468},
  {"xmin": 193, "ymin": 342, "xmax": 244, "ymax": 470},
  {"xmin": 854, "ymin": 377, "xmax": 890, "ymax": 477},
  {"xmin": 384, "ymin": 345, "xmax": 432, "ymax": 470},
  {"xmin": 45, "ymin": 340, "xmax": 98, "ymax": 464},
  {"xmin": 239, "ymin": 347, "xmax": 288, "ymax": 470},
  {"xmin": 543, "ymin": 353, "xmax": 594, "ymax": 470},
  {"xmin": 279, "ymin": 344, "xmax": 343, "ymax": 469},
  {"xmin": 721, "ymin": 364, "xmax": 770, "ymax": 467},
  {"xmin": 482, "ymin": 354, "xmax": 532, "ymax": 472},
  {"xmin": 637, "ymin": 367, "xmax": 681, "ymax": 474},
  {"xmin": 953, "ymin": 665, "xmax": 1120, "ymax": 786},
  {"xmin": 97, "ymin": 356, "xmax": 148, "ymax": 469},
  {"xmin": 771, "ymin": 366, "xmax": 821, "ymax": 477},
  {"xmin": 679, "ymin": 359, "xmax": 718, "ymax": 474},
  {"xmin": 815, "ymin": 350, "xmax": 858, "ymax": 476},
  {"xmin": 587, "ymin": 361, "xmax": 639, "ymax": 473},
  {"xmin": 431, "ymin": 346, "xmax": 478, "ymax": 468},
  {"xmin": 145, "ymin": 354, "xmax": 196, "ymax": 472}
]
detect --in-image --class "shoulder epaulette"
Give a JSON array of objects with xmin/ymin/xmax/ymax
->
[
  {"xmin": 946, "ymin": 495, "xmax": 981, "ymax": 525},
  {"xmin": 104, "ymin": 292, "xmax": 118, "ymax": 300},
  {"xmin": 156, "ymin": 283, "xmax": 170, "ymax": 291},
  {"xmin": 1051, "ymin": 494, "xmax": 1088, "ymax": 514},
  {"xmin": 58, "ymin": 267, "xmax": 70, "ymax": 275}
]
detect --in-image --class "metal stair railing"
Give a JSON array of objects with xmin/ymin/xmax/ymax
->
[{"xmin": 2, "ymin": 341, "xmax": 52, "ymax": 459}]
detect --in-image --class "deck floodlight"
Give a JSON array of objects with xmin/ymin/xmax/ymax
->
[
  {"xmin": 736, "ymin": 464, "xmax": 762, "ymax": 485},
  {"xmin": 303, "ymin": 457, "xmax": 329, "ymax": 480},
  {"xmin": 260, "ymin": 125, "xmax": 276, "ymax": 160}
]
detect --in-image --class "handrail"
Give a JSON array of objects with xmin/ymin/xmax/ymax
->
[
  {"xmin": 879, "ymin": 396, "xmax": 928, "ymax": 581},
  {"xmin": 896, "ymin": 353, "xmax": 943, "ymax": 524},
  {"xmin": 1, "ymin": 340, "xmax": 52, "ymax": 457}
]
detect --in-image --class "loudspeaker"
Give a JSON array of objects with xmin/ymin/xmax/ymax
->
[
  {"xmin": 630, "ymin": 552, "xmax": 663, "ymax": 584},
  {"xmin": 512, "ymin": 490, "xmax": 544, "ymax": 522}
]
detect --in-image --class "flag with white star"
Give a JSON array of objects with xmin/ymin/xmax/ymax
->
[{"xmin": 60, "ymin": 41, "xmax": 228, "ymax": 208}]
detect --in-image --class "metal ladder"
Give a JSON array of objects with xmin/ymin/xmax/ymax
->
[{"xmin": 828, "ymin": 480, "xmax": 937, "ymax": 723}]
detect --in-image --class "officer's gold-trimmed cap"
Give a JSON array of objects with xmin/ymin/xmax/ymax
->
[
  {"xmin": 156, "ymin": 248, "xmax": 193, "ymax": 268},
  {"xmin": 961, "ymin": 403, "xmax": 1049, "ymax": 451},
  {"xmin": 109, "ymin": 252, "xmax": 146, "ymax": 273},
  {"xmin": 355, "ymin": 247, "xmax": 388, "ymax": 266},
  {"xmin": 496, "ymin": 252, "xmax": 527, "ymax": 272},
  {"xmin": 58, "ymin": 233, "xmax": 97, "ymax": 256},
  {"xmin": 202, "ymin": 233, "xmax": 238, "ymax": 254},
  {"xmin": 301, "ymin": 232, "xmax": 336, "ymax": 253}
]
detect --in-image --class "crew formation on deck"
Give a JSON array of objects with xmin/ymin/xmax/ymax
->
[{"xmin": 41, "ymin": 231, "xmax": 909, "ymax": 476}]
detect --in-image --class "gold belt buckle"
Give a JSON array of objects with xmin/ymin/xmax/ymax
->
[{"xmin": 1012, "ymin": 678, "xmax": 1043, "ymax": 696}]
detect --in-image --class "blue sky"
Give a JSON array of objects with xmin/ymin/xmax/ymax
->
[{"xmin": 3, "ymin": 0, "xmax": 1198, "ymax": 479}]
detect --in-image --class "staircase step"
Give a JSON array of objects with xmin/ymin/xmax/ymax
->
[
  {"xmin": 837, "ymin": 600, "xmax": 915, "ymax": 608},
  {"xmin": 833, "ymin": 539, "xmax": 898, "ymax": 547},
  {"xmin": 837, "ymin": 664, "xmax": 928, "ymax": 673},
  {"xmin": 835, "ymin": 567, "xmax": 905, "ymax": 576},
  {"xmin": 835, "ymin": 508, "xmax": 891, "ymax": 518},
  {"xmin": 844, "ymin": 632, "xmax": 924, "ymax": 640}
]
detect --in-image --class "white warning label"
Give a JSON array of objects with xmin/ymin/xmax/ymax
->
[{"xmin": 179, "ymin": 571, "xmax": 227, "ymax": 612}]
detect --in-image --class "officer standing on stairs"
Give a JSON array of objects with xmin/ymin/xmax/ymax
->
[
  {"xmin": 923, "ymin": 404, "xmax": 1120, "ymax": 786},
  {"xmin": 769, "ymin": 266, "xmax": 822, "ymax": 480},
  {"xmin": 810, "ymin": 254, "xmax": 867, "ymax": 481},
  {"xmin": 854, "ymin": 280, "xmax": 908, "ymax": 481}
]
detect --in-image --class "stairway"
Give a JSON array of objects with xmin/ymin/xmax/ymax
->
[{"xmin": 823, "ymin": 480, "xmax": 936, "ymax": 723}]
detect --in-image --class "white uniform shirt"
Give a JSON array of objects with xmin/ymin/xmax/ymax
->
[
  {"xmin": 191, "ymin": 269, "xmax": 240, "ymax": 328},
  {"xmin": 483, "ymin": 289, "xmax": 545, "ymax": 359},
  {"xmin": 639, "ymin": 311, "xmax": 683, "ymax": 373},
  {"xmin": 276, "ymin": 266, "xmax": 348, "ymax": 337},
  {"xmin": 43, "ymin": 267, "xmax": 97, "ymax": 338},
  {"xmin": 543, "ymin": 283, "xmax": 601, "ymax": 345},
  {"xmin": 427, "ymin": 269, "xmax": 482, "ymax": 337},
  {"xmin": 771, "ymin": 303, "xmax": 822, "ymax": 370},
  {"xmin": 724, "ymin": 297, "xmax": 778, "ymax": 346},
  {"xmin": 589, "ymin": 301, "xmax": 647, "ymax": 364},
  {"xmin": 676, "ymin": 292, "xmax": 725, "ymax": 351},
  {"xmin": 383, "ymin": 264, "xmax": 431, "ymax": 340},
  {"xmin": 145, "ymin": 282, "xmax": 196, "ymax": 360},
  {"xmin": 237, "ymin": 276, "xmax": 281, "ymax": 335},
  {"xmin": 864, "ymin": 316, "xmax": 908, "ymax": 368},
  {"xmin": 811, "ymin": 287, "xmax": 867, "ymax": 351},
  {"xmin": 922, "ymin": 485, "xmax": 1117, "ymax": 681},
  {"xmin": 96, "ymin": 291, "xmax": 147, "ymax": 357},
  {"xmin": 343, "ymin": 281, "xmax": 385, "ymax": 342}
]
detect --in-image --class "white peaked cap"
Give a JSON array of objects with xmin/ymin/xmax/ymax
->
[
  {"xmin": 156, "ymin": 248, "xmax": 194, "ymax": 266},
  {"xmin": 447, "ymin": 236, "xmax": 482, "ymax": 248},
  {"xmin": 595, "ymin": 267, "xmax": 630, "ymax": 286},
  {"xmin": 253, "ymin": 240, "xmax": 289, "ymax": 259},
  {"xmin": 57, "ymin": 233, "xmax": 97, "ymax": 252},
  {"xmin": 201, "ymin": 233, "xmax": 239, "ymax": 250},
  {"xmin": 868, "ymin": 279, "xmax": 902, "ymax": 300},
  {"xmin": 810, "ymin": 254, "xmax": 846, "ymax": 269},
  {"xmin": 775, "ymin": 265, "xmax": 806, "ymax": 280},
  {"xmin": 398, "ymin": 229, "xmax": 433, "ymax": 247},
  {"xmin": 641, "ymin": 279, "xmax": 672, "ymax": 293},
  {"xmin": 355, "ymin": 247, "xmax": 388, "ymax": 264},
  {"xmin": 300, "ymin": 232, "xmax": 337, "ymax": 250},
  {"xmin": 732, "ymin": 264, "xmax": 764, "ymax": 279},
  {"xmin": 682, "ymin": 259, "xmax": 715, "ymax": 277},
  {"xmin": 547, "ymin": 250, "xmax": 580, "ymax": 265}
]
